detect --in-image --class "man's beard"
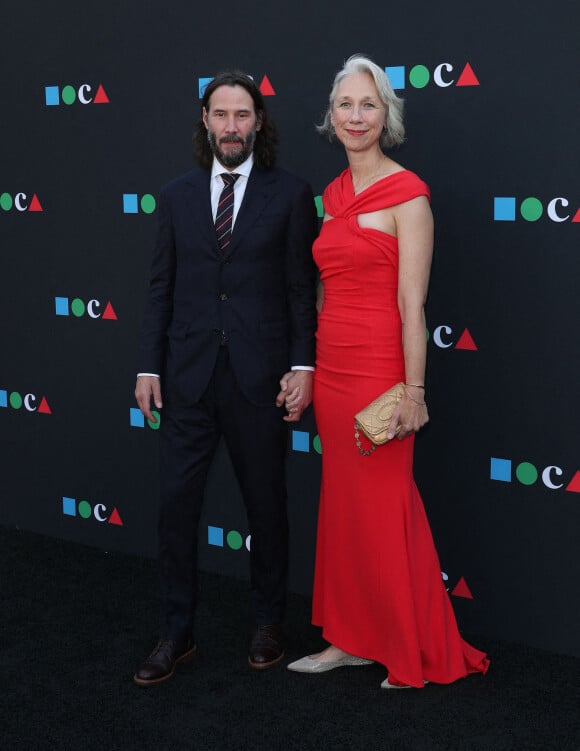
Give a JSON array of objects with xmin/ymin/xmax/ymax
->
[{"xmin": 208, "ymin": 127, "xmax": 257, "ymax": 168}]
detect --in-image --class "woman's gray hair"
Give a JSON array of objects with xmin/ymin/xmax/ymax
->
[{"xmin": 318, "ymin": 54, "xmax": 405, "ymax": 150}]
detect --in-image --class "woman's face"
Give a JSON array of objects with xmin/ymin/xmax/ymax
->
[{"xmin": 331, "ymin": 72, "xmax": 386, "ymax": 153}]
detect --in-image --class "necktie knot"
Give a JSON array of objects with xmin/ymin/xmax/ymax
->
[
  {"xmin": 215, "ymin": 173, "xmax": 240, "ymax": 251},
  {"xmin": 220, "ymin": 172, "xmax": 240, "ymax": 188}
]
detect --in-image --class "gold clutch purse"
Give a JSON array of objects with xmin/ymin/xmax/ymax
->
[{"xmin": 354, "ymin": 382, "xmax": 405, "ymax": 455}]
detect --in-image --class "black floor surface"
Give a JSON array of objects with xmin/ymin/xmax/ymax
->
[{"xmin": 1, "ymin": 526, "xmax": 579, "ymax": 750}]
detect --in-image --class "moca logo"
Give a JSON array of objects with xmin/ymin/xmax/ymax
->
[
  {"xmin": 490, "ymin": 457, "xmax": 580, "ymax": 493},
  {"xmin": 208, "ymin": 525, "xmax": 251, "ymax": 551},
  {"xmin": 427, "ymin": 326, "xmax": 477, "ymax": 350},
  {"xmin": 62, "ymin": 496, "xmax": 123, "ymax": 525},
  {"xmin": 0, "ymin": 192, "xmax": 43, "ymax": 212},
  {"xmin": 45, "ymin": 84, "xmax": 109, "ymax": 106},
  {"xmin": 55, "ymin": 297, "xmax": 117, "ymax": 319},
  {"xmin": 129, "ymin": 407, "xmax": 160, "ymax": 430},
  {"xmin": 385, "ymin": 62, "xmax": 479, "ymax": 90},
  {"xmin": 197, "ymin": 74, "xmax": 275, "ymax": 98},
  {"xmin": 122, "ymin": 194, "xmax": 156, "ymax": 214},
  {"xmin": 494, "ymin": 196, "xmax": 580, "ymax": 223},
  {"xmin": 0, "ymin": 389, "xmax": 51, "ymax": 414}
]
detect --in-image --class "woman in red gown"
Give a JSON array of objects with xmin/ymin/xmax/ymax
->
[{"xmin": 287, "ymin": 55, "xmax": 489, "ymax": 688}]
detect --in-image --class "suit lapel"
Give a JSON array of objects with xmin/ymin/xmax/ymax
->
[
  {"xmin": 226, "ymin": 168, "xmax": 278, "ymax": 256},
  {"xmin": 184, "ymin": 169, "xmax": 217, "ymax": 248}
]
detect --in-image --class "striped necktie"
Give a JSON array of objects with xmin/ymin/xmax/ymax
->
[{"xmin": 215, "ymin": 173, "xmax": 240, "ymax": 251}]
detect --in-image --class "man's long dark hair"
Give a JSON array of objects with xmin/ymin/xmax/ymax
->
[{"xmin": 194, "ymin": 71, "xmax": 278, "ymax": 170}]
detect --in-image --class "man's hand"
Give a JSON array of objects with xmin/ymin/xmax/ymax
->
[
  {"xmin": 276, "ymin": 370, "xmax": 313, "ymax": 423},
  {"xmin": 135, "ymin": 375, "xmax": 163, "ymax": 423}
]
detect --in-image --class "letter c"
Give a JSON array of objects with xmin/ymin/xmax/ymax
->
[
  {"xmin": 23, "ymin": 393, "xmax": 37, "ymax": 411},
  {"xmin": 94, "ymin": 504, "xmax": 108, "ymax": 522},
  {"xmin": 15, "ymin": 193, "xmax": 28, "ymax": 211},
  {"xmin": 87, "ymin": 299, "xmax": 101, "ymax": 318},
  {"xmin": 547, "ymin": 197, "xmax": 569, "ymax": 222},
  {"xmin": 542, "ymin": 466, "xmax": 564, "ymax": 489},
  {"xmin": 78, "ymin": 84, "xmax": 93, "ymax": 104},
  {"xmin": 434, "ymin": 63, "xmax": 454, "ymax": 87},
  {"xmin": 433, "ymin": 325, "xmax": 453, "ymax": 348}
]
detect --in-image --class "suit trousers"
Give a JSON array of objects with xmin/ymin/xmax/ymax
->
[{"xmin": 157, "ymin": 346, "xmax": 289, "ymax": 639}]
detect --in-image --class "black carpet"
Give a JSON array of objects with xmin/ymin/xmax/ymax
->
[{"xmin": 1, "ymin": 526, "xmax": 578, "ymax": 751}]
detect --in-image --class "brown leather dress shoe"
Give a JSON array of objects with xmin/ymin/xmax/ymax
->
[
  {"xmin": 133, "ymin": 638, "xmax": 196, "ymax": 686},
  {"xmin": 248, "ymin": 625, "xmax": 284, "ymax": 669}
]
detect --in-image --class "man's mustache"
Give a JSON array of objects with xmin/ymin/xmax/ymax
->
[{"xmin": 220, "ymin": 135, "xmax": 244, "ymax": 145}]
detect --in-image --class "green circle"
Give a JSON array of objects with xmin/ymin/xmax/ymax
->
[
  {"xmin": 520, "ymin": 197, "xmax": 543, "ymax": 222},
  {"xmin": 313, "ymin": 435, "xmax": 322, "ymax": 455},
  {"xmin": 71, "ymin": 298, "xmax": 85, "ymax": 317},
  {"xmin": 0, "ymin": 193, "xmax": 13, "ymax": 211},
  {"xmin": 425, "ymin": 327, "xmax": 430, "ymax": 342},
  {"xmin": 515, "ymin": 462, "xmax": 538, "ymax": 485},
  {"xmin": 226, "ymin": 530, "xmax": 243, "ymax": 550},
  {"xmin": 147, "ymin": 410, "xmax": 161, "ymax": 430},
  {"xmin": 61, "ymin": 85, "xmax": 76, "ymax": 105},
  {"xmin": 9, "ymin": 392, "xmax": 23, "ymax": 409},
  {"xmin": 78, "ymin": 501, "xmax": 92, "ymax": 519},
  {"xmin": 409, "ymin": 65, "xmax": 430, "ymax": 89},
  {"xmin": 140, "ymin": 194, "xmax": 156, "ymax": 214}
]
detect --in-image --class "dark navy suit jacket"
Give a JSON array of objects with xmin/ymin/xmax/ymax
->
[{"xmin": 138, "ymin": 165, "xmax": 318, "ymax": 407}]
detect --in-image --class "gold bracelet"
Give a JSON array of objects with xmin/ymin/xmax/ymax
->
[
  {"xmin": 404, "ymin": 387, "xmax": 426, "ymax": 406},
  {"xmin": 405, "ymin": 383, "xmax": 425, "ymax": 389}
]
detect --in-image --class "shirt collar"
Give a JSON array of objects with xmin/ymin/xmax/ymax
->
[{"xmin": 211, "ymin": 153, "xmax": 254, "ymax": 181}]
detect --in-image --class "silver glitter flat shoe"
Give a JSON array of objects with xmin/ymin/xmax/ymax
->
[
  {"xmin": 287, "ymin": 654, "xmax": 374, "ymax": 673},
  {"xmin": 381, "ymin": 678, "xmax": 429, "ymax": 689}
]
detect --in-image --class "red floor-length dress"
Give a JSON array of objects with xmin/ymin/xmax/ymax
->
[{"xmin": 311, "ymin": 168, "xmax": 489, "ymax": 687}]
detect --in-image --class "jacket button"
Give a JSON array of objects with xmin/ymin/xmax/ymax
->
[{"xmin": 219, "ymin": 293, "xmax": 228, "ymax": 301}]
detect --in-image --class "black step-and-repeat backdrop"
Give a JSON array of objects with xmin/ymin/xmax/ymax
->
[{"xmin": 1, "ymin": 2, "xmax": 579, "ymax": 657}]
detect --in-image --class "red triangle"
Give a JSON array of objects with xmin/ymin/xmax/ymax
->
[
  {"xmin": 455, "ymin": 328, "xmax": 478, "ymax": 350},
  {"xmin": 572, "ymin": 208, "xmax": 580, "ymax": 222},
  {"xmin": 37, "ymin": 396, "xmax": 52, "ymax": 414},
  {"xmin": 451, "ymin": 577, "xmax": 473, "ymax": 599},
  {"xmin": 93, "ymin": 84, "xmax": 110, "ymax": 104},
  {"xmin": 565, "ymin": 470, "xmax": 580, "ymax": 493},
  {"xmin": 102, "ymin": 301, "xmax": 117, "ymax": 320},
  {"xmin": 259, "ymin": 75, "xmax": 276, "ymax": 96},
  {"xmin": 28, "ymin": 194, "xmax": 43, "ymax": 212},
  {"xmin": 456, "ymin": 62, "xmax": 480, "ymax": 87},
  {"xmin": 108, "ymin": 507, "xmax": 123, "ymax": 525}
]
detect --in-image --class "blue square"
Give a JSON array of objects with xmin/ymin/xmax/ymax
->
[
  {"xmin": 129, "ymin": 408, "xmax": 145, "ymax": 427},
  {"xmin": 62, "ymin": 496, "xmax": 76, "ymax": 516},
  {"xmin": 123, "ymin": 194, "xmax": 138, "ymax": 213},
  {"xmin": 292, "ymin": 430, "xmax": 310, "ymax": 453},
  {"xmin": 385, "ymin": 66, "xmax": 405, "ymax": 90},
  {"xmin": 494, "ymin": 197, "xmax": 516, "ymax": 221},
  {"xmin": 198, "ymin": 77, "xmax": 213, "ymax": 98},
  {"xmin": 208, "ymin": 525, "xmax": 224, "ymax": 547},
  {"xmin": 55, "ymin": 297, "xmax": 69, "ymax": 316},
  {"xmin": 0, "ymin": 390, "xmax": 7, "ymax": 408},
  {"xmin": 45, "ymin": 86, "xmax": 60, "ymax": 106},
  {"xmin": 490, "ymin": 457, "xmax": 512, "ymax": 482}
]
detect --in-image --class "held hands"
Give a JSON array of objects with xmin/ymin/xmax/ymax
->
[
  {"xmin": 135, "ymin": 375, "xmax": 163, "ymax": 423},
  {"xmin": 387, "ymin": 385, "xmax": 429, "ymax": 440},
  {"xmin": 276, "ymin": 370, "xmax": 313, "ymax": 423}
]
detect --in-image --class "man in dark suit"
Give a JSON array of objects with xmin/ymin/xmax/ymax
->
[{"xmin": 133, "ymin": 71, "xmax": 317, "ymax": 686}]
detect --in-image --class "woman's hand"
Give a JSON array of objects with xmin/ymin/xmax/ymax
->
[{"xmin": 387, "ymin": 387, "xmax": 429, "ymax": 440}]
